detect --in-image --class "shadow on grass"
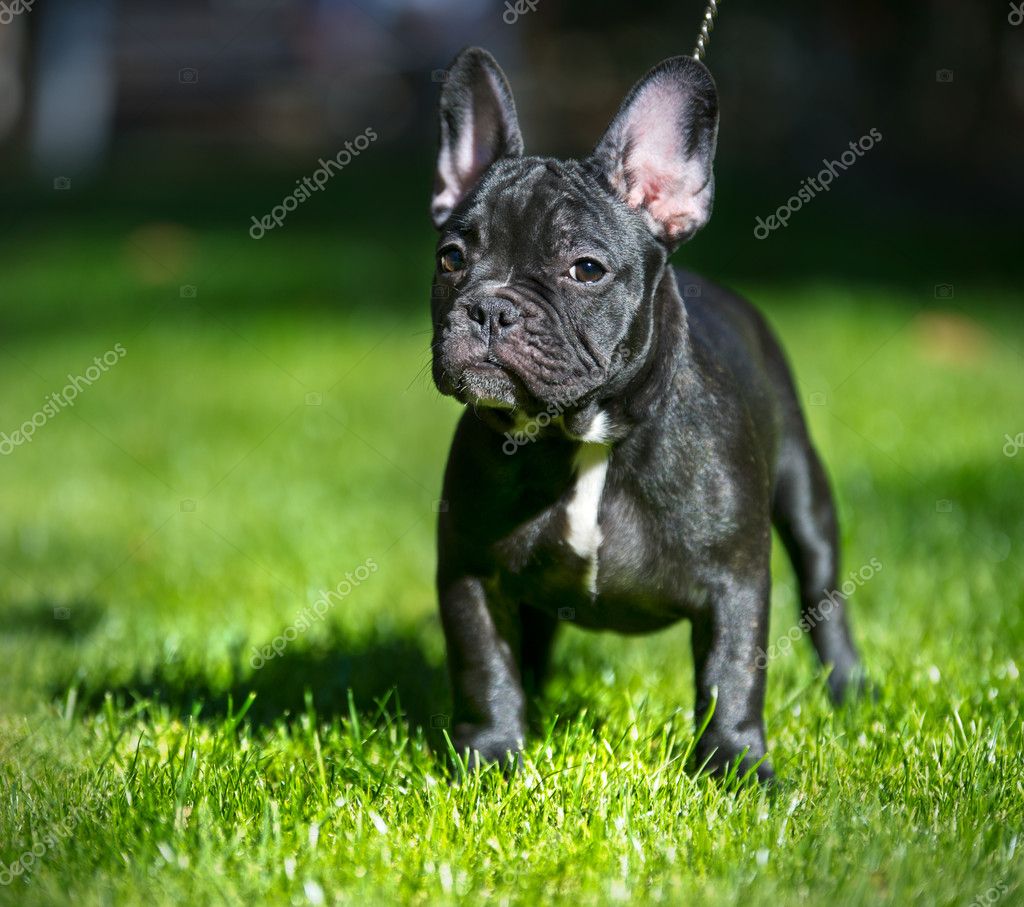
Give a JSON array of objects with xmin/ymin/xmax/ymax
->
[
  {"xmin": 51, "ymin": 628, "xmax": 451, "ymax": 737},
  {"xmin": 29, "ymin": 456, "xmax": 1021, "ymax": 752},
  {"xmin": 1, "ymin": 599, "xmax": 105, "ymax": 639}
]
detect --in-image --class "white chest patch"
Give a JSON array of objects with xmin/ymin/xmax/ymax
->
[{"xmin": 564, "ymin": 440, "xmax": 610, "ymax": 595}]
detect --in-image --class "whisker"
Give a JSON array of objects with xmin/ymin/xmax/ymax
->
[{"xmin": 405, "ymin": 356, "xmax": 435, "ymax": 391}]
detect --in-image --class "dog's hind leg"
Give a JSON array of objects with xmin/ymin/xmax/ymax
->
[{"xmin": 772, "ymin": 431, "xmax": 864, "ymax": 703}]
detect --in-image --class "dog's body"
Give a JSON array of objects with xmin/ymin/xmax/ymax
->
[{"xmin": 430, "ymin": 49, "xmax": 862, "ymax": 779}]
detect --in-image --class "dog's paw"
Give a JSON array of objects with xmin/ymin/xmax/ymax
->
[
  {"xmin": 828, "ymin": 664, "xmax": 877, "ymax": 705},
  {"xmin": 449, "ymin": 724, "xmax": 524, "ymax": 774},
  {"xmin": 695, "ymin": 733, "xmax": 774, "ymax": 784}
]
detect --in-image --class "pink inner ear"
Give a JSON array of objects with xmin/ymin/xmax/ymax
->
[
  {"xmin": 626, "ymin": 170, "xmax": 695, "ymax": 241},
  {"xmin": 618, "ymin": 82, "xmax": 709, "ymax": 241}
]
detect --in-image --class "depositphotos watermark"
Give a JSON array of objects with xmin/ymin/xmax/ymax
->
[
  {"xmin": 249, "ymin": 557, "xmax": 378, "ymax": 668},
  {"xmin": 249, "ymin": 127, "xmax": 378, "ymax": 239},
  {"xmin": 754, "ymin": 128, "xmax": 882, "ymax": 239},
  {"xmin": 0, "ymin": 0, "xmax": 35, "ymax": 26},
  {"xmin": 967, "ymin": 881, "xmax": 1009, "ymax": 907},
  {"xmin": 503, "ymin": 0, "xmax": 539, "ymax": 24},
  {"xmin": 501, "ymin": 344, "xmax": 632, "ymax": 455},
  {"xmin": 1, "ymin": 344, "xmax": 127, "ymax": 455},
  {"xmin": 755, "ymin": 557, "xmax": 882, "ymax": 669},
  {"xmin": 1002, "ymin": 432, "xmax": 1023, "ymax": 457},
  {"xmin": 0, "ymin": 782, "xmax": 116, "ymax": 886},
  {"xmin": 502, "ymin": 399, "xmax": 571, "ymax": 455}
]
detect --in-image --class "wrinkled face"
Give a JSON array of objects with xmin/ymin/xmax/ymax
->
[
  {"xmin": 428, "ymin": 48, "xmax": 718, "ymax": 414},
  {"xmin": 431, "ymin": 157, "xmax": 664, "ymax": 411}
]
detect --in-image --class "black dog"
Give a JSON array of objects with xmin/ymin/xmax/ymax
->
[{"xmin": 429, "ymin": 47, "xmax": 863, "ymax": 780}]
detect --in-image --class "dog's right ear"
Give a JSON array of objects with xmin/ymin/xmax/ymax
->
[{"xmin": 431, "ymin": 47, "xmax": 523, "ymax": 228}]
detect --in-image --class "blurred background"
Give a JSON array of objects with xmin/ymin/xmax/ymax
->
[
  {"xmin": 0, "ymin": 0, "xmax": 1021, "ymax": 726},
  {"xmin": 2, "ymin": 5, "xmax": 1023, "ymax": 903},
  {"xmin": 0, "ymin": 0, "xmax": 1021, "ymax": 290}
]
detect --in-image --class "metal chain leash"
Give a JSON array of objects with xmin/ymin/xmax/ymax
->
[{"xmin": 692, "ymin": 0, "xmax": 721, "ymax": 61}]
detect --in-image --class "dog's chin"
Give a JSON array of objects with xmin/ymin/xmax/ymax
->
[
  {"xmin": 434, "ymin": 359, "xmax": 528, "ymax": 409},
  {"xmin": 455, "ymin": 364, "xmax": 524, "ymax": 409},
  {"xmin": 435, "ymin": 354, "xmax": 595, "ymax": 413}
]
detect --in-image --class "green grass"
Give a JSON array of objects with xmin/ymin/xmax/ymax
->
[{"xmin": 1, "ymin": 220, "xmax": 1022, "ymax": 906}]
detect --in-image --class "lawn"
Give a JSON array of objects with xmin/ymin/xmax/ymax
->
[{"xmin": 1, "ymin": 198, "xmax": 1022, "ymax": 905}]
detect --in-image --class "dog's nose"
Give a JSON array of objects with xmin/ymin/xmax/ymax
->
[{"xmin": 468, "ymin": 298, "xmax": 519, "ymax": 337}]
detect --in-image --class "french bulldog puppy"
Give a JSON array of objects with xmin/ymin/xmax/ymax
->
[{"xmin": 429, "ymin": 47, "xmax": 863, "ymax": 780}]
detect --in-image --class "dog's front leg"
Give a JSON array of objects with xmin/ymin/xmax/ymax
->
[
  {"xmin": 439, "ymin": 576, "xmax": 526, "ymax": 769},
  {"xmin": 691, "ymin": 569, "xmax": 774, "ymax": 782}
]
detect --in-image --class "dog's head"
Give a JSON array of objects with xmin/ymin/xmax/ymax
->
[{"xmin": 430, "ymin": 47, "xmax": 718, "ymax": 415}]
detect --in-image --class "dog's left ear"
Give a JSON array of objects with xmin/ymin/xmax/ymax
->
[
  {"xmin": 589, "ymin": 57, "xmax": 718, "ymax": 248},
  {"xmin": 431, "ymin": 47, "xmax": 524, "ymax": 228}
]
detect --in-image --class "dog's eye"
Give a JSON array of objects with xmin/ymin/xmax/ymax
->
[
  {"xmin": 438, "ymin": 247, "xmax": 466, "ymax": 273},
  {"xmin": 568, "ymin": 258, "xmax": 606, "ymax": 283}
]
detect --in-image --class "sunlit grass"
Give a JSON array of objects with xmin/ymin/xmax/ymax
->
[{"xmin": 1, "ymin": 228, "xmax": 1022, "ymax": 905}]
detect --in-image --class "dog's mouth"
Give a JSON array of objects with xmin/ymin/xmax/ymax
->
[
  {"xmin": 434, "ymin": 330, "xmax": 595, "ymax": 412},
  {"xmin": 454, "ymin": 357, "xmax": 529, "ymax": 408}
]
